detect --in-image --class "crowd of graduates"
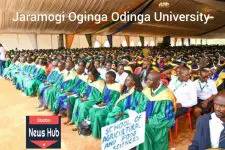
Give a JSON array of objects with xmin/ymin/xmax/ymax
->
[{"xmin": 2, "ymin": 45, "xmax": 225, "ymax": 150}]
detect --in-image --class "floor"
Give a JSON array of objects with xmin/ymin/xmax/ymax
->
[{"xmin": 0, "ymin": 78, "xmax": 193, "ymax": 150}]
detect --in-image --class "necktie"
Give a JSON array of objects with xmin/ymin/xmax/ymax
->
[{"xmin": 219, "ymin": 124, "xmax": 225, "ymax": 148}]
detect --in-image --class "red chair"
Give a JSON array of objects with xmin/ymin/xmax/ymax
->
[
  {"xmin": 175, "ymin": 108, "xmax": 192, "ymax": 137},
  {"xmin": 161, "ymin": 79, "xmax": 169, "ymax": 86},
  {"xmin": 169, "ymin": 129, "xmax": 174, "ymax": 148},
  {"xmin": 134, "ymin": 67, "xmax": 142, "ymax": 75}
]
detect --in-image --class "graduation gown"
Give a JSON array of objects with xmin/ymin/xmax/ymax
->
[
  {"xmin": 216, "ymin": 69, "xmax": 225, "ymax": 90},
  {"xmin": 37, "ymin": 68, "xmax": 58, "ymax": 101},
  {"xmin": 3, "ymin": 58, "xmax": 11, "ymax": 69},
  {"xmin": 5, "ymin": 61, "xmax": 21, "ymax": 80},
  {"xmin": 89, "ymin": 83, "xmax": 121, "ymax": 138},
  {"xmin": 72, "ymin": 79, "xmax": 105, "ymax": 126},
  {"xmin": 137, "ymin": 84, "xmax": 176, "ymax": 150},
  {"xmin": 3, "ymin": 62, "xmax": 17, "ymax": 79},
  {"xmin": 105, "ymin": 87, "xmax": 142, "ymax": 125},
  {"xmin": 12, "ymin": 63, "xmax": 27, "ymax": 85},
  {"xmin": 15, "ymin": 63, "xmax": 36, "ymax": 90},
  {"xmin": 45, "ymin": 70, "xmax": 76, "ymax": 111},
  {"xmin": 23, "ymin": 66, "xmax": 47, "ymax": 96},
  {"xmin": 9, "ymin": 62, "xmax": 21, "ymax": 80},
  {"xmin": 52, "ymin": 74, "xmax": 88, "ymax": 113}
]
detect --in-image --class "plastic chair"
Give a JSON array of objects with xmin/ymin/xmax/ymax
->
[
  {"xmin": 161, "ymin": 79, "xmax": 169, "ymax": 86},
  {"xmin": 134, "ymin": 67, "xmax": 142, "ymax": 75},
  {"xmin": 169, "ymin": 129, "xmax": 174, "ymax": 148},
  {"xmin": 175, "ymin": 108, "xmax": 192, "ymax": 137}
]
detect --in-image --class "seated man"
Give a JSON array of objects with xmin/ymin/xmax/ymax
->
[
  {"xmin": 168, "ymin": 66, "xmax": 197, "ymax": 118},
  {"xmin": 189, "ymin": 90, "xmax": 225, "ymax": 150},
  {"xmin": 45, "ymin": 60, "xmax": 76, "ymax": 111},
  {"xmin": 193, "ymin": 69, "xmax": 218, "ymax": 121},
  {"xmin": 37, "ymin": 59, "xmax": 59, "ymax": 105},
  {"xmin": 52, "ymin": 64, "xmax": 87, "ymax": 117},
  {"xmin": 23, "ymin": 58, "xmax": 47, "ymax": 96},
  {"xmin": 15, "ymin": 57, "xmax": 36, "ymax": 90},
  {"xmin": 38, "ymin": 61, "xmax": 65, "ymax": 111},
  {"xmin": 137, "ymin": 71, "xmax": 176, "ymax": 150},
  {"xmin": 98, "ymin": 61, "xmax": 116, "ymax": 80},
  {"xmin": 3, "ymin": 55, "xmax": 19, "ymax": 80},
  {"xmin": 115, "ymin": 64, "xmax": 128, "ymax": 86},
  {"xmin": 11, "ymin": 56, "xmax": 27, "ymax": 85}
]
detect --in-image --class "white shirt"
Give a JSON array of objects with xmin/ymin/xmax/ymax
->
[
  {"xmin": 0, "ymin": 46, "xmax": 6, "ymax": 61},
  {"xmin": 152, "ymin": 83, "xmax": 162, "ymax": 94},
  {"xmin": 194, "ymin": 79, "xmax": 218, "ymax": 100},
  {"xmin": 209, "ymin": 113, "xmax": 224, "ymax": 148},
  {"xmin": 168, "ymin": 78, "xmax": 197, "ymax": 107},
  {"xmin": 98, "ymin": 68, "xmax": 116, "ymax": 80},
  {"xmin": 116, "ymin": 72, "xmax": 128, "ymax": 86}
]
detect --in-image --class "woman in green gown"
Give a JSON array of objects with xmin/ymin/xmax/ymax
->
[
  {"xmin": 105, "ymin": 74, "xmax": 143, "ymax": 125},
  {"xmin": 89, "ymin": 71, "xmax": 121, "ymax": 138},
  {"xmin": 72, "ymin": 68, "xmax": 105, "ymax": 130},
  {"xmin": 23, "ymin": 58, "xmax": 47, "ymax": 96}
]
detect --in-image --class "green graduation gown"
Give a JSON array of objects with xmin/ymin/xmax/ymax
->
[
  {"xmin": 5, "ymin": 61, "xmax": 20, "ymax": 80},
  {"xmin": 37, "ymin": 68, "xmax": 58, "ymax": 100},
  {"xmin": 23, "ymin": 65, "xmax": 47, "ymax": 96},
  {"xmin": 72, "ymin": 79, "xmax": 105, "ymax": 126},
  {"xmin": 105, "ymin": 87, "xmax": 142, "ymax": 125},
  {"xmin": 52, "ymin": 74, "xmax": 88, "ymax": 113},
  {"xmin": 89, "ymin": 82, "xmax": 121, "ymax": 138},
  {"xmin": 137, "ymin": 84, "xmax": 176, "ymax": 150},
  {"xmin": 12, "ymin": 63, "xmax": 27, "ymax": 85},
  {"xmin": 3, "ymin": 62, "xmax": 17, "ymax": 79},
  {"xmin": 45, "ymin": 70, "xmax": 76, "ymax": 111},
  {"xmin": 15, "ymin": 63, "xmax": 36, "ymax": 90},
  {"xmin": 4, "ymin": 58, "xmax": 11, "ymax": 69}
]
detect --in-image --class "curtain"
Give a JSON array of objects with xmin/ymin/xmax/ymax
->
[
  {"xmin": 125, "ymin": 35, "xmax": 130, "ymax": 47},
  {"xmin": 139, "ymin": 36, "xmax": 144, "ymax": 46},
  {"xmin": 107, "ymin": 35, "xmax": 113, "ymax": 48},
  {"xmin": 65, "ymin": 34, "xmax": 75, "ymax": 48},
  {"xmin": 85, "ymin": 34, "xmax": 92, "ymax": 48}
]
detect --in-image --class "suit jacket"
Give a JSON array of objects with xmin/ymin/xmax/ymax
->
[{"xmin": 189, "ymin": 113, "xmax": 212, "ymax": 150}]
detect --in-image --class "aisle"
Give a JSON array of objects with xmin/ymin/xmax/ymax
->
[
  {"xmin": 0, "ymin": 79, "xmax": 101, "ymax": 150},
  {"xmin": 0, "ymin": 78, "xmax": 192, "ymax": 150}
]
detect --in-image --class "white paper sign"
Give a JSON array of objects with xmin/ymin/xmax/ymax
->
[{"xmin": 101, "ymin": 111, "xmax": 146, "ymax": 150}]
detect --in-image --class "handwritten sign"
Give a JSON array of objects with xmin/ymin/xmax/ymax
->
[{"xmin": 101, "ymin": 112, "xmax": 146, "ymax": 150}]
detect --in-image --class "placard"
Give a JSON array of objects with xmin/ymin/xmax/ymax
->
[{"xmin": 101, "ymin": 112, "xmax": 146, "ymax": 150}]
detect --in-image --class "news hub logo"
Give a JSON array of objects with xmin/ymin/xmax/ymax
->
[{"xmin": 26, "ymin": 116, "xmax": 61, "ymax": 149}]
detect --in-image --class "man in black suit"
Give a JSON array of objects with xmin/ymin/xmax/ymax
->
[{"xmin": 189, "ymin": 90, "xmax": 225, "ymax": 150}]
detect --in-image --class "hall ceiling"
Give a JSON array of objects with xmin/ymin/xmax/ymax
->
[{"xmin": 0, "ymin": 0, "xmax": 224, "ymax": 38}]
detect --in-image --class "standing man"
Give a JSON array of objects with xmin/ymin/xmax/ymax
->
[
  {"xmin": 189, "ymin": 90, "xmax": 225, "ymax": 150},
  {"xmin": 0, "ymin": 43, "xmax": 6, "ymax": 77}
]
